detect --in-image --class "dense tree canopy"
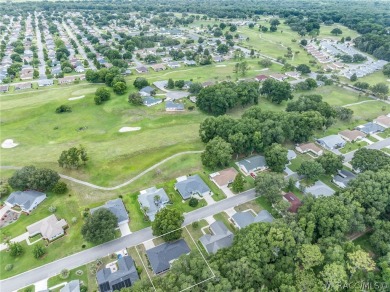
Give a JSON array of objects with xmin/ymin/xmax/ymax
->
[
  {"xmin": 152, "ymin": 208, "xmax": 184, "ymax": 241},
  {"xmin": 351, "ymin": 148, "xmax": 390, "ymax": 172},
  {"xmin": 260, "ymin": 79, "xmax": 293, "ymax": 104},
  {"xmin": 8, "ymin": 166, "xmax": 60, "ymax": 192},
  {"xmin": 81, "ymin": 208, "xmax": 118, "ymax": 244}
]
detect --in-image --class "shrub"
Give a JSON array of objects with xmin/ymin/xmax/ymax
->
[
  {"xmin": 76, "ymin": 269, "xmax": 84, "ymax": 276},
  {"xmin": 52, "ymin": 181, "xmax": 68, "ymax": 194},
  {"xmin": 189, "ymin": 197, "xmax": 199, "ymax": 207},
  {"xmin": 60, "ymin": 269, "xmax": 70, "ymax": 279},
  {"xmin": 80, "ymin": 285, "xmax": 88, "ymax": 292},
  {"xmin": 48, "ymin": 205, "xmax": 57, "ymax": 213},
  {"xmin": 5, "ymin": 264, "xmax": 13, "ymax": 271},
  {"xmin": 71, "ymin": 217, "xmax": 77, "ymax": 223},
  {"xmin": 33, "ymin": 244, "xmax": 46, "ymax": 259},
  {"xmin": 188, "ymin": 105, "xmax": 195, "ymax": 111},
  {"xmin": 55, "ymin": 105, "xmax": 72, "ymax": 114},
  {"xmin": 192, "ymin": 221, "xmax": 199, "ymax": 229}
]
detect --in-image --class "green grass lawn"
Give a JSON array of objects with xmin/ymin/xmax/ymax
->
[
  {"xmin": 17, "ymin": 285, "xmax": 35, "ymax": 292},
  {"xmin": 381, "ymin": 147, "xmax": 390, "ymax": 155},
  {"xmin": 353, "ymin": 231, "xmax": 374, "ymax": 255},
  {"xmin": 339, "ymin": 141, "xmax": 368, "ymax": 154},
  {"xmin": 288, "ymin": 154, "xmax": 312, "ymax": 172},
  {"xmin": 213, "ymin": 212, "xmax": 237, "ymax": 233},
  {"xmin": 47, "ymin": 265, "xmax": 88, "ymax": 289},
  {"xmin": 365, "ymin": 135, "xmax": 379, "ymax": 143},
  {"xmin": 378, "ymin": 128, "xmax": 390, "ymax": 138}
]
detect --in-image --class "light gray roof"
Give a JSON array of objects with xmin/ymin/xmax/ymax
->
[
  {"xmin": 175, "ymin": 174, "xmax": 211, "ymax": 200},
  {"xmin": 165, "ymin": 101, "xmax": 184, "ymax": 110},
  {"xmin": 316, "ymin": 135, "xmax": 346, "ymax": 149},
  {"xmin": 96, "ymin": 256, "xmax": 139, "ymax": 292},
  {"xmin": 237, "ymin": 155, "xmax": 267, "ymax": 173},
  {"xmin": 140, "ymin": 86, "xmax": 155, "ymax": 94},
  {"xmin": 232, "ymin": 210, "xmax": 274, "ymax": 229},
  {"xmin": 142, "ymin": 96, "xmax": 161, "ymax": 106},
  {"xmin": 38, "ymin": 79, "xmax": 53, "ymax": 86},
  {"xmin": 138, "ymin": 187, "xmax": 169, "ymax": 221},
  {"xmin": 199, "ymin": 221, "xmax": 234, "ymax": 254},
  {"xmin": 332, "ymin": 170, "xmax": 356, "ymax": 188},
  {"xmin": 90, "ymin": 199, "xmax": 128, "ymax": 224},
  {"xmin": 146, "ymin": 239, "xmax": 190, "ymax": 274},
  {"xmin": 305, "ymin": 181, "xmax": 335, "ymax": 197},
  {"xmin": 287, "ymin": 150, "xmax": 296, "ymax": 160},
  {"xmin": 357, "ymin": 122, "xmax": 385, "ymax": 134},
  {"xmin": 6, "ymin": 191, "xmax": 46, "ymax": 212},
  {"xmin": 60, "ymin": 280, "xmax": 80, "ymax": 292}
]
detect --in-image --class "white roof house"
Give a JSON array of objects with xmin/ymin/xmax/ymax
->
[{"xmin": 27, "ymin": 214, "xmax": 68, "ymax": 241}]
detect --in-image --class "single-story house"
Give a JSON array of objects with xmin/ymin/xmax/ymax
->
[
  {"xmin": 90, "ymin": 199, "xmax": 129, "ymax": 226},
  {"xmin": 142, "ymin": 96, "xmax": 162, "ymax": 107},
  {"xmin": 231, "ymin": 210, "xmax": 274, "ymax": 229},
  {"xmin": 165, "ymin": 101, "xmax": 184, "ymax": 112},
  {"xmin": 38, "ymin": 79, "xmax": 54, "ymax": 87},
  {"xmin": 58, "ymin": 76, "xmax": 76, "ymax": 84},
  {"xmin": 316, "ymin": 135, "xmax": 346, "ymax": 150},
  {"xmin": 339, "ymin": 129, "xmax": 366, "ymax": 142},
  {"xmin": 332, "ymin": 170, "xmax": 356, "ymax": 189},
  {"xmin": 139, "ymin": 86, "xmax": 156, "ymax": 96},
  {"xmin": 174, "ymin": 174, "xmax": 211, "ymax": 200},
  {"xmin": 75, "ymin": 66, "xmax": 85, "ymax": 73},
  {"xmin": 285, "ymin": 71, "xmax": 301, "ymax": 79},
  {"xmin": 236, "ymin": 155, "xmax": 267, "ymax": 175},
  {"xmin": 138, "ymin": 187, "xmax": 169, "ymax": 221},
  {"xmin": 213, "ymin": 56, "xmax": 223, "ymax": 63},
  {"xmin": 255, "ymin": 74, "xmax": 268, "ymax": 82},
  {"xmin": 0, "ymin": 85, "xmax": 9, "ymax": 92},
  {"xmin": 295, "ymin": 143, "xmax": 323, "ymax": 156},
  {"xmin": 51, "ymin": 67, "xmax": 62, "ymax": 76},
  {"xmin": 146, "ymin": 239, "xmax": 191, "ymax": 274},
  {"xmin": 60, "ymin": 280, "xmax": 80, "ymax": 292},
  {"xmin": 283, "ymin": 192, "xmax": 301, "ymax": 213},
  {"xmin": 184, "ymin": 60, "xmax": 196, "ymax": 66},
  {"xmin": 356, "ymin": 122, "xmax": 385, "ymax": 134},
  {"xmin": 27, "ymin": 214, "xmax": 67, "ymax": 242},
  {"xmin": 165, "ymin": 91, "xmax": 190, "ymax": 101},
  {"xmin": 14, "ymin": 83, "xmax": 32, "ymax": 90},
  {"xmin": 199, "ymin": 221, "xmax": 234, "ymax": 254},
  {"xmin": 135, "ymin": 66, "xmax": 148, "ymax": 74},
  {"xmin": 202, "ymin": 81, "xmax": 214, "ymax": 88},
  {"xmin": 151, "ymin": 64, "xmax": 166, "ymax": 72},
  {"xmin": 304, "ymin": 181, "xmax": 335, "ymax": 198},
  {"xmin": 209, "ymin": 167, "xmax": 238, "ymax": 189},
  {"xmin": 167, "ymin": 61, "xmax": 181, "ymax": 69},
  {"xmin": 96, "ymin": 256, "xmax": 139, "ymax": 292},
  {"xmin": 5, "ymin": 191, "xmax": 47, "ymax": 213},
  {"xmin": 269, "ymin": 73, "xmax": 288, "ymax": 81},
  {"xmin": 373, "ymin": 115, "xmax": 390, "ymax": 129}
]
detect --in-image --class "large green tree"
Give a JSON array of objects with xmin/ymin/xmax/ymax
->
[
  {"xmin": 264, "ymin": 143, "xmax": 288, "ymax": 173},
  {"xmin": 297, "ymin": 160, "xmax": 324, "ymax": 181},
  {"xmin": 81, "ymin": 208, "xmax": 118, "ymax": 244},
  {"xmin": 201, "ymin": 137, "xmax": 233, "ymax": 169},
  {"xmin": 8, "ymin": 166, "xmax": 60, "ymax": 192},
  {"xmin": 254, "ymin": 172, "xmax": 285, "ymax": 203},
  {"xmin": 260, "ymin": 79, "xmax": 293, "ymax": 104},
  {"xmin": 317, "ymin": 152, "xmax": 344, "ymax": 175},
  {"xmin": 351, "ymin": 148, "xmax": 390, "ymax": 172},
  {"xmin": 152, "ymin": 208, "xmax": 184, "ymax": 241},
  {"xmin": 58, "ymin": 145, "xmax": 88, "ymax": 169}
]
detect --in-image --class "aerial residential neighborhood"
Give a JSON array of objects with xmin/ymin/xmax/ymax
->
[{"xmin": 0, "ymin": 0, "xmax": 390, "ymax": 291}]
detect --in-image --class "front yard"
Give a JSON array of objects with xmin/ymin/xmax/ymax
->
[{"xmin": 339, "ymin": 141, "xmax": 368, "ymax": 154}]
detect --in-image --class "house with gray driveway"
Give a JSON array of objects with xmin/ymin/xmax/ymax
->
[
  {"xmin": 303, "ymin": 181, "xmax": 335, "ymax": 197},
  {"xmin": 199, "ymin": 221, "xmax": 234, "ymax": 254},
  {"xmin": 26, "ymin": 214, "xmax": 68, "ymax": 242},
  {"xmin": 5, "ymin": 190, "xmax": 47, "ymax": 214},
  {"xmin": 146, "ymin": 239, "xmax": 191, "ymax": 274},
  {"xmin": 138, "ymin": 187, "xmax": 170, "ymax": 221},
  {"xmin": 96, "ymin": 256, "xmax": 139, "ymax": 292},
  {"xmin": 236, "ymin": 155, "xmax": 267, "ymax": 175},
  {"xmin": 332, "ymin": 169, "xmax": 356, "ymax": 189},
  {"xmin": 231, "ymin": 210, "xmax": 274, "ymax": 229},
  {"xmin": 316, "ymin": 135, "xmax": 346, "ymax": 150},
  {"xmin": 60, "ymin": 280, "xmax": 80, "ymax": 292},
  {"xmin": 90, "ymin": 199, "xmax": 129, "ymax": 226},
  {"xmin": 174, "ymin": 174, "xmax": 211, "ymax": 200}
]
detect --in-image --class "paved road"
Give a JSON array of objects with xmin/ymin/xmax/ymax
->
[
  {"xmin": 343, "ymin": 137, "xmax": 390, "ymax": 162},
  {"xmin": 34, "ymin": 12, "xmax": 47, "ymax": 79},
  {"xmin": 0, "ymin": 151, "xmax": 203, "ymax": 190},
  {"xmin": 0, "ymin": 189, "xmax": 256, "ymax": 292}
]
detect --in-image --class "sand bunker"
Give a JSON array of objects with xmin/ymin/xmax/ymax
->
[
  {"xmin": 119, "ymin": 127, "xmax": 141, "ymax": 133},
  {"xmin": 2, "ymin": 139, "xmax": 18, "ymax": 149},
  {"xmin": 68, "ymin": 95, "xmax": 85, "ymax": 101},
  {"xmin": 215, "ymin": 65, "xmax": 226, "ymax": 67}
]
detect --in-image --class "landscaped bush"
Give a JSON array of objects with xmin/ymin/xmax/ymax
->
[
  {"xmin": 5, "ymin": 264, "xmax": 13, "ymax": 271},
  {"xmin": 60, "ymin": 268, "xmax": 70, "ymax": 279},
  {"xmin": 189, "ymin": 197, "xmax": 199, "ymax": 207},
  {"xmin": 76, "ymin": 269, "xmax": 83, "ymax": 276},
  {"xmin": 192, "ymin": 221, "xmax": 199, "ymax": 229},
  {"xmin": 48, "ymin": 205, "xmax": 57, "ymax": 213},
  {"xmin": 52, "ymin": 181, "xmax": 68, "ymax": 194},
  {"xmin": 71, "ymin": 217, "xmax": 77, "ymax": 223},
  {"xmin": 55, "ymin": 105, "xmax": 72, "ymax": 114}
]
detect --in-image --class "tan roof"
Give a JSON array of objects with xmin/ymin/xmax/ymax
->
[
  {"xmin": 27, "ymin": 214, "xmax": 67, "ymax": 240},
  {"xmin": 339, "ymin": 129, "xmax": 366, "ymax": 141},
  {"xmin": 296, "ymin": 143, "xmax": 322, "ymax": 154},
  {"xmin": 374, "ymin": 115, "xmax": 390, "ymax": 128},
  {"xmin": 210, "ymin": 167, "xmax": 238, "ymax": 187}
]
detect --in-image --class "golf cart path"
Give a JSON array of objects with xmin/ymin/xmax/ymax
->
[{"xmin": 0, "ymin": 150, "xmax": 203, "ymax": 191}]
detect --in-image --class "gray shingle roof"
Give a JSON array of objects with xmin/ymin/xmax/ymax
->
[
  {"xmin": 140, "ymin": 86, "xmax": 155, "ymax": 94},
  {"xmin": 165, "ymin": 101, "xmax": 184, "ymax": 110},
  {"xmin": 304, "ymin": 181, "xmax": 335, "ymax": 197},
  {"xmin": 138, "ymin": 187, "xmax": 169, "ymax": 221},
  {"xmin": 254, "ymin": 210, "xmax": 274, "ymax": 223},
  {"xmin": 232, "ymin": 210, "xmax": 274, "ymax": 229},
  {"xmin": 142, "ymin": 96, "xmax": 161, "ymax": 106},
  {"xmin": 199, "ymin": 221, "xmax": 234, "ymax": 254},
  {"xmin": 357, "ymin": 122, "xmax": 385, "ymax": 134},
  {"xmin": 175, "ymin": 175, "xmax": 211, "ymax": 200},
  {"xmin": 90, "ymin": 199, "xmax": 128, "ymax": 225},
  {"xmin": 96, "ymin": 256, "xmax": 139, "ymax": 292},
  {"xmin": 6, "ymin": 191, "xmax": 46, "ymax": 212},
  {"xmin": 60, "ymin": 280, "xmax": 80, "ymax": 292},
  {"xmin": 146, "ymin": 239, "xmax": 190, "ymax": 274},
  {"xmin": 237, "ymin": 155, "xmax": 267, "ymax": 173},
  {"xmin": 332, "ymin": 170, "xmax": 356, "ymax": 188},
  {"xmin": 316, "ymin": 135, "xmax": 346, "ymax": 149}
]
